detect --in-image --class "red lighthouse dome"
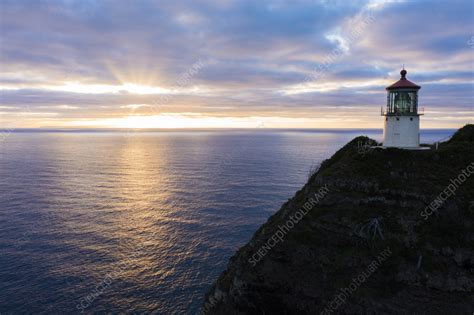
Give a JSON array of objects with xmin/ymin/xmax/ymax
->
[{"xmin": 386, "ymin": 69, "xmax": 421, "ymax": 90}]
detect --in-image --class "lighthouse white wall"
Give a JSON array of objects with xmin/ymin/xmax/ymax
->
[{"xmin": 383, "ymin": 116, "xmax": 420, "ymax": 148}]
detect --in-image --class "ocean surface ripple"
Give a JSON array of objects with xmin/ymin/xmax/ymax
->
[{"xmin": 0, "ymin": 129, "xmax": 453, "ymax": 314}]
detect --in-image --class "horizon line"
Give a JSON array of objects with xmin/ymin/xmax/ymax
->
[{"xmin": 5, "ymin": 127, "xmax": 460, "ymax": 132}]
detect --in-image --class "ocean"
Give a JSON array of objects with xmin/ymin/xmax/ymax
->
[{"xmin": 0, "ymin": 129, "xmax": 454, "ymax": 314}]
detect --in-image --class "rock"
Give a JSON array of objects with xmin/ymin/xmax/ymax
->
[
  {"xmin": 441, "ymin": 246, "xmax": 454, "ymax": 257},
  {"xmin": 454, "ymin": 250, "xmax": 467, "ymax": 267}
]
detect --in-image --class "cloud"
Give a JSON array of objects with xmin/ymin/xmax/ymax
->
[{"xmin": 0, "ymin": 0, "xmax": 472, "ymax": 128}]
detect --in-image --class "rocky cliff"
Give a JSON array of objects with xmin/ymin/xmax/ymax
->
[{"xmin": 202, "ymin": 124, "xmax": 474, "ymax": 314}]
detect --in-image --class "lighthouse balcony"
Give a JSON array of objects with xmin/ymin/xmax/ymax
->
[{"xmin": 381, "ymin": 106, "xmax": 424, "ymax": 116}]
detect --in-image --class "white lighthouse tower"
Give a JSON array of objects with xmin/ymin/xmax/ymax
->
[{"xmin": 382, "ymin": 69, "xmax": 422, "ymax": 148}]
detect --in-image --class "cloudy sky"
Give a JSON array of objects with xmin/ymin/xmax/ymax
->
[{"xmin": 1, "ymin": 0, "xmax": 473, "ymax": 129}]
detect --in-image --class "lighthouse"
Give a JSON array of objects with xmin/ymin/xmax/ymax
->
[{"xmin": 382, "ymin": 69, "xmax": 422, "ymax": 148}]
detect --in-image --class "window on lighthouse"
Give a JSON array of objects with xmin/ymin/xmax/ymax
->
[{"xmin": 389, "ymin": 91, "xmax": 417, "ymax": 114}]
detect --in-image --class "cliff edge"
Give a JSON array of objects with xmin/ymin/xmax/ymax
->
[{"xmin": 202, "ymin": 124, "xmax": 474, "ymax": 314}]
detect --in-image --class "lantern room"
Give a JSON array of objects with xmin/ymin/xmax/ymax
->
[{"xmin": 385, "ymin": 69, "xmax": 421, "ymax": 115}]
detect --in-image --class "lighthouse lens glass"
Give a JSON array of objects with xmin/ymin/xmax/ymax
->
[{"xmin": 388, "ymin": 91, "xmax": 417, "ymax": 114}]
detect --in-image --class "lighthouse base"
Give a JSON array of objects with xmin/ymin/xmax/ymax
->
[
  {"xmin": 383, "ymin": 115, "xmax": 420, "ymax": 148},
  {"xmin": 375, "ymin": 145, "xmax": 430, "ymax": 150}
]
